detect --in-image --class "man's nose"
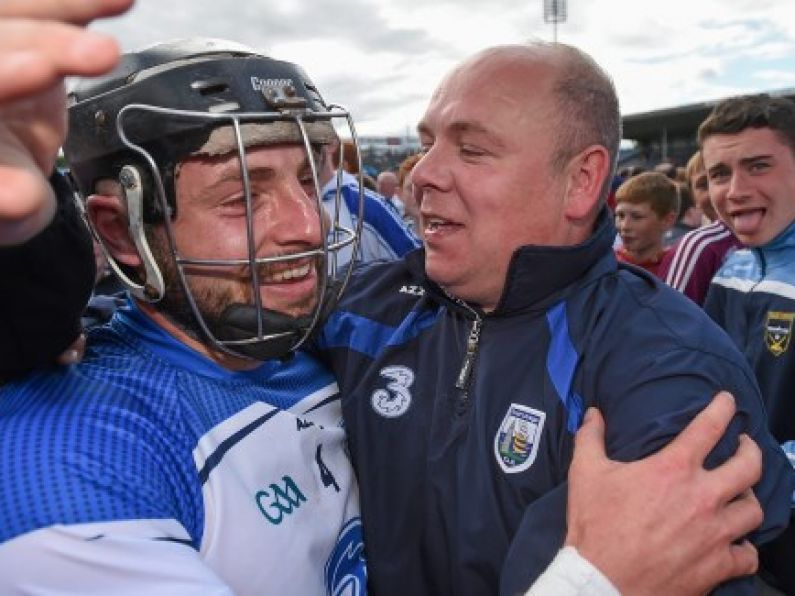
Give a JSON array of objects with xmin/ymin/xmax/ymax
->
[
  {"xmin": 259, "ymin": 179, "xmax": 322, "ymax": 248},
  {"xmin": 410, "ymin": 145, "xmax": 452, "ymax": 197},
  {"xmin": 726, "ymin": 170, "xmax": 750, "ymax": 201}
]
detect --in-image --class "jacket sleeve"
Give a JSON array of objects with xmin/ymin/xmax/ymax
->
[
  {"xmin": 499, "ymin": 320, "xmax": 791, "ymax": 596},
  {"xmin": 592, "ymin": 346, "xmax": 790, "ymax": 595},
  {"xmin": 0, "ymin": 172, "xmax": 95, "ymax": 379}
]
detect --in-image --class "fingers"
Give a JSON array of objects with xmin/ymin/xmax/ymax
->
[
  {"xmin": 0, "ymin": 166, "xmax": 56, "ymax": 245},
  {"xmin": 723, "ymin": 540, "xmax": 759, "ymax": 579},
  {"xmin": 570, "ymin": 408, "xmax": 607, "ymax": 469},
  {"xmin": 709, "ymin": 434, "xmax": 763, "ymax": 503},
  {"xmin": 0, "ymin": 0, "xmax": 132, "ymax": 102},
  {"xmin": 0, "ymin": 24, "xmax": 121, "ymax": 102},
  {"xmin": 666, "ymin": 391, "xmax": 736, "ymax": 466},
  {"xmin": 0, "ymin": 0, "xmax": 134, "ymax": 24},
  {"xmin": 719, "ymin": 488, "xmax": 765, "ymax": 546}
]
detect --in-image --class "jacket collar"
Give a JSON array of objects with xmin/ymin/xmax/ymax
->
[
  {"xmin": 760, "ymin": 218, "xmax": 795, "ymax": 253},
  {"xmin": 408, "ymin": 207, "xmax": 618, "ymax": 316}
]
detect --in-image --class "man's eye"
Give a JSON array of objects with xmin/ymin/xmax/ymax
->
[
  {"xmin": 750, "ymin": 161, "xmax": 770, "ymax": 173},
  {"xmin": 709, "ymin": 170, "xmax": 729, "ymax": 182},
  {"xmin": 221, "ymin": 196, "xmax": 246, "ymax": 207},
  {"xmin": 460, "ymin": 145, "xmax": 485, "ymax": 157}
]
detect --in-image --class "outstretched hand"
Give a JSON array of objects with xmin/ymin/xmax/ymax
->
[
  {"xmin": 0, "ymin": 0, "xmax": 133, "ymax": 245},
  {"xmin": 566, "ymin": 392, "xmax": 763, "ymax": 596}
]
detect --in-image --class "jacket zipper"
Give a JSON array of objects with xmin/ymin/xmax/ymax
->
[
  {"xmin": 456, "ymin": 316, "xmax": 482, "ymax": 391},
  {"xmin": 447, "ymin": 295, "xmax": 483, "ymax": 403}
]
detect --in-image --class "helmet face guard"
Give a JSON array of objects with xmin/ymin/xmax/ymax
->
[{"xmin": 65, "ymin": 39, "xmax": 365, "ymax": 361}]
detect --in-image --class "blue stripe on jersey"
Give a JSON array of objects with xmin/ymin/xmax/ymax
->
[
  {"xmin": 545, "ymin": 302, "xmax": 584, "ymax": 433},
  {"xmin": 339, "ymin": 184, "xmax": 420, "ymax": 257},
  {"xmin": 318, "ymin": 307, "xmax": 442, "ymax": 357},
  {"xmin": 198, "ymin": 408, "xmax": 279, "ymax": 484}
]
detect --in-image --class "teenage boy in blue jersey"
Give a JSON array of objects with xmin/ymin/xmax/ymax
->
[{"xmin": 701, "ymin": 93, "xmax": 795, "ymax": 593}]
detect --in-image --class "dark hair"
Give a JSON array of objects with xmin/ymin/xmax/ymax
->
[{"xmin": 698, "ymin": 94, "xmax": 795, "ymax": 154}]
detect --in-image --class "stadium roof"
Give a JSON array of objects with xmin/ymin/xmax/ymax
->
[{"xmin": 621, "ymin": 87, "xmax": 795, "ymax": 144}]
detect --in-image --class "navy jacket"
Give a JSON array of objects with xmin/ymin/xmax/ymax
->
[{"xmin": 318, "ymin": 208, "xmax": 792, "ymax": 596}]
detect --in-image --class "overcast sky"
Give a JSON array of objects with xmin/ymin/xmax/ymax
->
[{"xmin": 93, "ymin": 0, "xmax": 795, "ymax": 137}]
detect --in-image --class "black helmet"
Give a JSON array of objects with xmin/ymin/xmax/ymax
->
[{"xmin": 64, "ymin": 38, "xmax": 361, "ymax": 361}]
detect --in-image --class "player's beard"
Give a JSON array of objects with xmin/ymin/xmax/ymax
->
[{"xmin": 146, "ymin": 229, "xmax": 321, "ymax": 345}]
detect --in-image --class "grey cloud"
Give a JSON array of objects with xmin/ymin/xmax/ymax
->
[
  {"xmin": 96, "ymin": 0, "xmax": 458, "ymax": 65},
  {"xmin": 316, "ymin": 71, "xmax": 429, "ymax": 123}
]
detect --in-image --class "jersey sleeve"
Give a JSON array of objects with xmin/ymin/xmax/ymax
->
[
  {"xmin": 0, "ymin": 519, "xmax": 233, "ymax": 595},
  {"xmin": 0, "ymin": 371, "xmax": 203, "ymax": 548}
]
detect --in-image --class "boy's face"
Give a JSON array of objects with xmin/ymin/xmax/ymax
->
[
  {"xmin": 702, "ymin": 126, "xmax": 795, "ymax": 247},
  {"xmin": 615, "ymin": 201, "xmax": 674, "ymax": 260}
]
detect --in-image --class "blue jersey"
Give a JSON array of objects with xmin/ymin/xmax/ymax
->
[
  {"xmin": 706, "ymin": 220, "xmax": 795, "ymax": 445},
  {"xmin": 705, "ymin": 219, "xmax": 795, "ymax": 592},
  {"xmin": 321, "ymin": 170, "xmax": 420, "ymax": 268},
  {"xmin": 0, "ymin": 301, "xmax": 366, "ymax": 595},
  {"xmin": 317, "ymin": 208, "xmax": 792, "ymax": 596}
]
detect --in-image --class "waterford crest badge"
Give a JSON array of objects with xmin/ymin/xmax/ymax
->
[
  {"xmin": 494, "ymin": 404, "xmax": 546, "ymax": 473},
  {"xmin": 765, "ymin": 311, "xmax": 794, "ymax": 357}
]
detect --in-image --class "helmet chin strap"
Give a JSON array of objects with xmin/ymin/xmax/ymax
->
[
  {"xmin": 213, "ymin": 280, "xmax": 341, "ymax": 361},
  {"xmin": 214, "ymin": 305, "xmax": 312, "ymax": 361}
]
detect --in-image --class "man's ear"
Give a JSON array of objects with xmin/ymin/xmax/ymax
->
[
  {"xmin": 563, "ymin": 144, "xmax": 611, "ymax": 221},
  {"xmin": 85, "ymin": 194, "xmax": 142, "ymax": 268}
]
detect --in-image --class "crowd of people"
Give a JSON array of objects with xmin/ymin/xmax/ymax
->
[{"xmin": 1, "ymin": 1, "xmax": 794, "ymax": 595}]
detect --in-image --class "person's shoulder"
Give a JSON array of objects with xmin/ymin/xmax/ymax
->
[
  {"xmin": 586, "ymin": 265, "xmax": 742, "ymax": 359},
  {"xmin": 0, "ymin": 363, "xmax": 193, "ymax": 545},
  {"xmin": 334, "ymin": 252, "xmax": 427, "ymax": 320}
]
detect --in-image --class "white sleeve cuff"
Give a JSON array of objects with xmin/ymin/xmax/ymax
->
[{"xmin": 524, "ymin": 546, "xmax": 620, "ymax": 596}]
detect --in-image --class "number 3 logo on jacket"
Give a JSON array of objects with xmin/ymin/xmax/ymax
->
[{"xmin": 371, "ymin": 365, "xmax": 414, "ymax": 418}]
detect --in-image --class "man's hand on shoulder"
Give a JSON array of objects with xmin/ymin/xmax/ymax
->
[{"xmin": 566, "ymin": 392, "xmax": 763, "ymax": 596}]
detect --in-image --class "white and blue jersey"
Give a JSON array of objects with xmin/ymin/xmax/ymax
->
[
  {"xmin": 321, "ymin": 170, "xmax": 420, "ymax": 268},
  {"xmin": 0, "ymin": 301, "xmax": 366, "ymax": 595}
]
